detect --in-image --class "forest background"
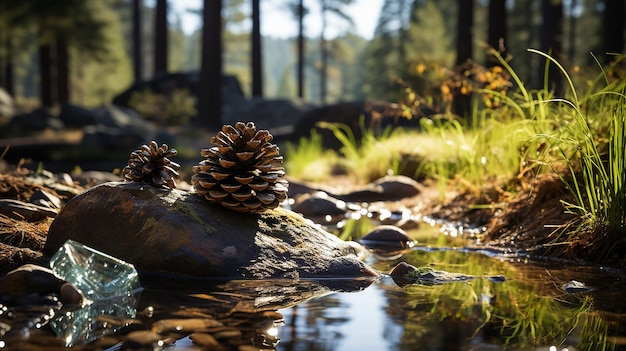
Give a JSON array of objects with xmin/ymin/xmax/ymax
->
[{"xmin": 0, "ymin": 0, "xmax": 623, "ymax": 126}]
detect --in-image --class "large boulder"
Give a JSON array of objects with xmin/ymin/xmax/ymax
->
[
  {"xmin": 112, "ymin": 72, "xmax": 245, "ymax": 110},
  {"xmin": 44, "ymin": 182, "xmax": 378, "ymax": 279},
  {"xmin": 221, "ymin": 97, "xmax": 312, "ymax": 139}
]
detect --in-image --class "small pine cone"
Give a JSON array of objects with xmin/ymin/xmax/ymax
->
[
  {"xmin": 122, "ymin": 141, "xmax": 181, "ymax": 189},
  {"xmin": 192, "ymin": 122, "xmax": 289, "ymax": 213}
]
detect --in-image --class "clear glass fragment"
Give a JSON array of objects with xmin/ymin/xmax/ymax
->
[{"xmin": 50, "ymin": 239, "xmax": 141, "ymax": 299}]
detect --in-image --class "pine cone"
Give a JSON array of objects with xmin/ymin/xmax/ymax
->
[
  {"xmin": 122, "ymin": 141, "xmax": 181, "ymax": 189},
  {"xmin": 192, "ymin": 122, "xmax": 289, "ymax": 213}
]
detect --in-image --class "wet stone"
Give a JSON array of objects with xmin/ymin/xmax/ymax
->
[
  {"xmin": 190, "ymin": 332, "xmax": 221, "ymax": 349},
  {"xmin": 562, "ymin": 280, "xmax": 594, "ymax": 294},
  {"xmin": 124, "ymin": 330, "xmax": 169, "ymax": 349},
  {"xmin": 360, "ymin": 225, "xmax": 415, "ymax": 251},
  {"xmin": 45, "ymin": 182, "xmax": 377, "ymax": 279},
  {"xmin": 0, "ymin": 264, "xmax": 66, "ymax": 305},
  {"xmin": 151, "ymin": 318, "xmax": 224, "ymax": 334}
]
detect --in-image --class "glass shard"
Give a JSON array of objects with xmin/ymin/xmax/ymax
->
[{"xmin": 50, "ymin": 240, "xmax": 141, "ymax": 299}]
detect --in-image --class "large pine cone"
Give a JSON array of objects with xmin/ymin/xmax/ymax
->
[
  {"xmin": 192, "ymin": 122, "xmax": 289, "ymax": 213},
  {"xmin": 122, "ymin": 141, "xmax": 181, "ymax": 189}
]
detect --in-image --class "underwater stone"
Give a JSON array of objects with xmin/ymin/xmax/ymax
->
[{"xmin": 49, "ymin": 240, "xmax": 140, "ymax": 299}]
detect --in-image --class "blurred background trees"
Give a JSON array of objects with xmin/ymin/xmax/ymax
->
[{"xmin": 0, "ymin": 0, "xmax": 623, "ymax": 123}]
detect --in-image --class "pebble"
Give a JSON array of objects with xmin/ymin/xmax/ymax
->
[
  {"xmin": 151, "ymin": 318, "xmax": 224, "ymax": 333},
  {"xmin": 124, "ymin": 330, "xmax": 167, "ymax": 348},
  {"xmin": 189, "ymin": 332, "xmax": 221, "ymax": 349},
  {"xmin": 0, "ymin": 264, "xmax": 66, "ymax": 304},
  {"xmin": 359, "ymin": 225, "xmax": 415, "ymax": 250},
  {"xmin": 29, "ymin": 189, "xmax": 62, "ymax": 209}
]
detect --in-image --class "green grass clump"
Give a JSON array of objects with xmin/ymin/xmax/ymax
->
[
  {"xmin": 283, "ymin": 129, "xmax": 338, "ymax": 182},
  {"xmin": 548, "ymin": 58, "xmax": 626, "ymax": 259}
]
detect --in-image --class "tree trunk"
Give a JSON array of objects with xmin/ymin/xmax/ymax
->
[
  {"xmin": 56, "ymin": 35, "xmax": 70, "ymax": 105},
  {"xmin": 568, "ymin": 0, "xmax": 577, "ymax": 62},
  {"xmin": 132, "ymin": 0, "xmax": 143, "ymax": 82},
  {"xmin": 319, "ymin": 1, "xmax": 327, "ymax": 104},
  {"xmin": 539, "ymin": 0, "xmax": 563, "ymax": 92},
  {"xmin": 154, "ymin": 0, "xmax": 168, "ymax": 76},
  {"xmin": 199, "ymin": 0, "xmax": 223, "ymax": 130},
  {"xmin": 603, "ymin": 0, "xmax": 625, "ymax": 64},
  {"xmin": 487, "ymin": 0, "xmax": 506, "ymax": 66},
  {"xmin": 251, "ymin": 0, "xmax": 263, "ymax": 97},
  {"xmin": 39, "ymin": 43, "xmax": 55, "ymax": 108},
  {"xmin": 296, "ymin": 0, "xmax": 305, "ymax": 98},
  {"xmin": 455, "ymin": 0, "xmax": 473, "ymax": 66},
  {"xmin": 1, "ymin": 33, "xmax": 14, "ymax": 96},
  {"xmin": 454, "ymin": 0, "xmax": 473, "ymax": 119}
]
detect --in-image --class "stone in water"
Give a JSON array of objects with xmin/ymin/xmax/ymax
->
[{"xmin": 50, "ymin": 239, "xmax": 140, "ymax": 299}]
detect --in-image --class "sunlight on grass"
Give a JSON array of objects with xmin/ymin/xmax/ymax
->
[
  {"xmin": 284, "ymin": 130, "xmax": 338, "ymax": 182},
  {"xmin": 285, "ymin": 50, "xmax": 626, "ymax": 262}
]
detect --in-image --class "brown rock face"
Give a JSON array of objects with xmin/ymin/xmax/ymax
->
[{"xmin": 44, "ymin": 182, "xmax": 377, "ymax": 279}]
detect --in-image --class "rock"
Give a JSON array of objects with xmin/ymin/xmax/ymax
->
[
  {"xmin": 44, "ymin": 182, "xmax": 377, "ymax": 279},
  {"xmin": 59, "ymin": 104, "xmax": 151, "ymax": 132},
  {"xmin": 0, "ymin": 264, "xmax": 66, "ymax": 304},
  {"xmin": 0, "ymin": 199, "xmax": 57, "ymax": 221},
  {"xmin": 221, "ymin": 97, "xmax": 311, "ymax": 139},
  {"xmin": 29, "ymin": 189, "xmax": 62, "ymax": 209},
  {"xmin": 81, "ymin": 124, "xmax": 146, "ymax": 150},
  {"xmin": 334, "ymin": 175, "xmax": 422, "ymax": 202},
  {"xmin": 9, "ymin": 108, "xmax": 64, "ymax": 132},
  {"xmin": 112, "ymin": 72, "xmax": 245, "ymax": 111},
  {"xmin": 389, "ymin": 262, "xmax": 474, "ymax": 286},
  {"xmin": 359, "ymin": 225, "xmax": 415, "ymax": 251},
  {"xmin": 0, "ymin": 87, "xmax": 14, "ymax": 119},
  {"xmin": 562, "ymin": 280, "xmax": 593, "ymax": 294},
  {"xmin": 59, "ymin": 104, "xmax": 100, "ymax": 127},
  {"xmin": 290, "ymin": 192, "xmax": 347, "ymax": 218}
]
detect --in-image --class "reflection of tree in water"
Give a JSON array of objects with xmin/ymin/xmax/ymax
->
[
  {"xmin": 280, "ymin": 295, "xmax": 350, "ymax": 351},
  {"xmin": 376, "ymin": 248, "xmax": 616, "ymax": 350}
]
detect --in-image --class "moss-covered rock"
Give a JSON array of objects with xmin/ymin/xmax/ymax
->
[{"xmin": 44, "ymin": 182, "xmax": 377, "ymax": 279}]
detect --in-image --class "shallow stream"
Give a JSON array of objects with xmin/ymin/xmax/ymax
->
[{"xmin": 2, "ymin": 224, "xmax": 626, "ymax": 350}]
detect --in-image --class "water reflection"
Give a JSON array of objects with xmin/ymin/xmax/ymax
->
[
  {"xmin": 2, "ymin": 235, "xmax": 626, "ymax": 350},
  {"xmin": 51, "ymin": 289, "xmax": 141, "ymax": 346},
  {"xmin": 276, "ymin": 244, "xmax": 626, "ymax": 351}
]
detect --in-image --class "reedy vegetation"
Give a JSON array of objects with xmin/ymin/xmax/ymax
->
[{"xmin": 284, "ymin": 51, "xmax": 626, "ymax": 261}]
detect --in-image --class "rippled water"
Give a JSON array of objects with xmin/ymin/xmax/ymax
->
[{"xmin": 2, "ymin": 224, "xmax": 626, "ymax": 350}]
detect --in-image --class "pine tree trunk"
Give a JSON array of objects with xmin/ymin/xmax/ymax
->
[
  {"xmin": 456, "ymin": 0, "xmax": 473, "ymax": 66},
  {"xmin": 56, "ymin": 35, "xmax": 70, "ymax": 105},
  {"xmin": 603, "ymin": 0, "xmax": 625, "ymax": 64},
  {"xmin": 539, "ymin": 0, "xmax": 563, "ymax": 92},
  {"xmin": 39, "ymin": 43, "xmax": 56, "ymax": 108},
  {"xmin": 297, "ymin": 0, "xmax": 305, "ymax": 98},
  {"xmin": 132, "ymin": 0, "xmax": 143, "ymax": 82},
  {"xmin": 487, "ymin": 0, "xmax": 506, "ymax": 66},
  {"xmin": 1, "ymin": 33, "xmax": 15, "ymax": 96},
  {"xmin": 199, "ymin": 0, "xmax": 223, "ymax": 130},
  {"xmin": 154, "ymin": 0, "xmax": 168, "ymax": 76},
  {"xmin": 454, "ymin": 0, "xmax": 474, "ymax": 119},
  {"xmin": 251, "ymin": 0, "xmax": 263, "ymax": 97},
  {"xmin": 319, "ymin": 1, "xmax": 327, "ymax": 104}
]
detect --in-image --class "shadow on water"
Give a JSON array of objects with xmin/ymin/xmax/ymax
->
[{"xmin": 2, "ymin": 224, "xmax": 626, "ymax": 350}]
